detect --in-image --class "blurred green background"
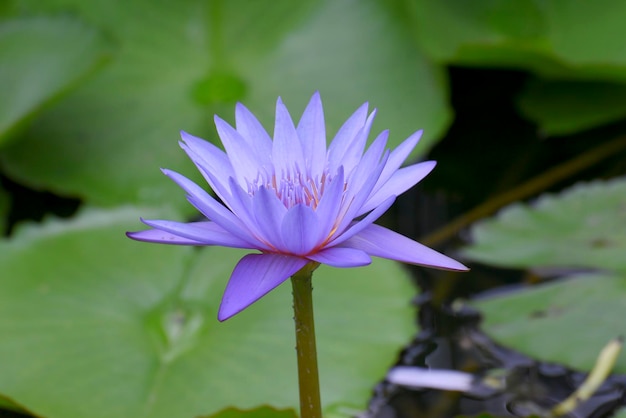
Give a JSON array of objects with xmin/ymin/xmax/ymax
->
[{"xmin": 2, "ymin": 1, "xmax": 626, "ymax": 417}]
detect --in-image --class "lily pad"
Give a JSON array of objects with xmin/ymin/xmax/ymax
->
[
  {"xmin": 0, "ymin": 0, "xmax": 449, "ymax": 209},
  {"xmin": 410, "ymin": 0, "xmax": 626, "ymax": 80},
  {"xmin": 0, "ymin": 16, "xmax": 111, "ymax": 145},
  {"xmin": 475, "ymin": 272, "xmax": 626, "ymax": 372},
  {"xmin": 462, "ymin": 177, "xmax": 626, "ymax": 274},
  {"xmin": 517, "ymin": 79, "xmax": 626, "ymax": 135},
  {"xmin": 203, "ymin": 406, "xmax": 297, "ymax": 418},
  {"xmin": 0, "ymin": 207, "xmax": 415, "ymax": 418}
]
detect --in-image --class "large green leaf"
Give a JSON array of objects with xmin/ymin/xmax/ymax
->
[
  {"xmin": 203, "ymin": 406, "xmax": 297, "ymax": 418},
  {"xmin": 462, "ymin": 177, "xmax": 626, "ymax": 273},
  {"xmin": 465, "ymin": 177, "xmax": 626, "ymax": 373},
  {"xmin": 0, "ymin": 207, "xmax": 415, "ymax": 418},
  {"xmin": 0, "ymin": 0, "xmax": 449, "ymax": 208},
  {"xmin": 517, "ymin": 79, "xmax": 626, "ymax": 135},
  {"xmin": 475, "ymin": 272, "xmax": 626, "ymax": 372},
  {"xmin": 410, "ymin": 0, "xmax": 626, "ymax": 80},
  {"xmin": 0, "ymin": 16, "xmax": 111, "ymax": 146}
]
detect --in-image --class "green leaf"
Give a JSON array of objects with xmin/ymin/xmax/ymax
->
[
  {"xmin": 0, "ymin": 16, "xmax": 111, "ymax": 146},
  {"xmin": 410, "ymin": 0, "xmax": 548, "ymax": 63},
  {"xmin": 202, "ymin": 406, "xmax": 297, "ymax": 418},
  {"xmin": 517, "ymin": 79, "xmax": 626, "ymax": 135},
  {"xmin": 0, "ymin": 207, "xmax": 414, "ymax": 418},
  {"xmin": 0, "ymin": 0, "xmax": 449, "ymax": 208},
  {"xmin": 474, "ymin": 272, "xmax": 626, "ymax": 372},
  {"xmin": 410, "ymin": 0, "xmax": 626, "ymax": 80},
  {"xmin": 0, "ymin": 395, "xmax": 32, "ymax": 416},
  {"xmin": 462, "ymin": 177, "xmax": 626, "ymax": 273}
]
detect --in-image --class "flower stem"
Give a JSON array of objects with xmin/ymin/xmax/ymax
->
[{"xmin": 291, "ymin": 263, "xmax": 322, "ymax": 418}]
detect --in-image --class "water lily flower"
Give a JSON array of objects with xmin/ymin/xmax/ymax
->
[{"xmin": 127, "ymin": 92, "xmax": 467, "ymax": 321}]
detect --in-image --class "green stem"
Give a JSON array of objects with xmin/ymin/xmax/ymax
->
[{"xmin": 291, "ymin": 263, "xmax": 322, "ymax": 418}]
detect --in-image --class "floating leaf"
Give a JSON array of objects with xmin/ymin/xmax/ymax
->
[
  {"xmin": 203, "ymin": 406, "xmax": 297, "ymax": 418},
  {"xmin": 462, "ymin": 177, "xmax": 626, "ymax": 274},
  {"xmin": 517, "ymin": 79, "xmax": 626, "ymax": 135},
  {"xmin": 0, "ymin": 16, "xmax": 111, "ymax": 145},
  {"xmin": 475, "ymin": 272, "xmax": 626, "ymax": 372},
  {"xmin": 410, "ymin": 0, "xmax": 626, "ymax": 80},
  {"xmin": 0, "ymin": 207, "xmax": 414, "ymax": 418},
  {"xmin": 0, "ymin": 0, "xmax": 449, "ymax": 208}
]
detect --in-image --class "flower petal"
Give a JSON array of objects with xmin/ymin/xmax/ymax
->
[
  {"xmin": 138, "ymin": 219, "xmax": 256, "ymax": 248},
  {"xmin": 330, "ymin": 195, "xmax": 396, "ymax": 246},
  {"xmin": 126, "ymin": 229, "xmax": 205, "ymax": 245},
  {"xmin": 360, "ymin": 161, "xmax": 436, "ymax": 215},
  {"xmin": 218, "ymin": 253, "xmax": 308, "ymax": 321},
  {"xmin": 327, "ymin": 102, "xmax": 369, "ymax": 173},
  {"xmin": 179, "ymin": 131, "xmax": 231, "ymax": 173},
  {"xmin": 179, "ymin": 131, "xmax": 233, "ymax": 195},
  {"xmin": 369, "ymin": 129, "xmax": 423, "ymax": 198},
  {"xmin": 387, "ymin": 130, "xmax": 423, "ymax": 174},
  {"xmin": 252, "ymin": 186, "xmax": 288, "ymax": 251},
  {"xmin": 235, "ymin": 102, "xmax": 273, "ymax": 165},
  {"xmin": 314, "ymin": 166, "xmax": 345, "ymax": 241},
  {"xmin": 273, "ymin": 97, "xmax": 305, "ymax": 175},
  {"xmin": 297, "ymin": 92, "xmax": 326, "ymax": 178},
  {"xmin": 281, "ymin": 204, "xmax": 320, "ymax": 254},
  {"xmin": 340, "ymin": 224, "xmax": 469, "ymax": 271},
  {"xmin": 307, "ymin": 247, "xmax": 371, "ymax": 268},
  {"xmin": 333, "ymin": 151, "xmax": 389, "ymax": 236},
  {"xmin": 347, "ymin": 129, "xmax": 388, "ymax": 191},
  {"xmin": 339, "ymin": 109, "xmax": 377, "ymax": 176},
  {"xmin": 162, "ymin": 169, "xmax": 256, "ymax": 245},
  {"xmin": 215, "ymin": 115, "xmax": 265, "ymax": 186}
]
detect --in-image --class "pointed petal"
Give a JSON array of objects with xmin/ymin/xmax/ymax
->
[
  {"xmin": 191, "ymin": 163, "xmax": 238, "ymax": 212},
  {"xmin": 314, "ymin": 166, "xmax": 345, "ymax": 241},
  {"xmin": 138, "ymin": 219, "xmax": 256, "ymax": 248},
  {"xmin": 333, "ymin": 151, "xmax": 389, "ymax": 236},
  {"xmin": 327, "ymin": 102, "xmax": 368, "ymax": 173},
  {"xmin": 297, "ymin": 92, "xmax": 326, "ymax": 177},
  {"xmin": 341, "ymin": 224, "xmax": 468, "ymax": 271},
  {"xmin": 180, "ymin": 131, "xmax": 233, "ymax": 195},
  {"xmin": 162, "ymin": 169, "xmax": 257, "ymax": 245},
  {"xmin": 215, "ymin": 116, "xmax": 264, "ymax": 186},
  {"xmin": 371, "ymin": 129, "xmax": 423, "ymax": 196},
  {"xmin": 331, "ymin": 195, "xmax": 396, "ymax": 246},
  {"xmin": 281, "ymin": 204, "xmax": 320, "ymax": 254},
  {"xmin": 218, "ymin": 253, "xmax": 308, "ymax": 321},
  {"xmin": 126, "ymin": 229, "xmax": 205, "ymax": 245},
  {"xmin": 307, "ymin": 247, "xmax": 371, "ymax": 268},
  {"xmin": 235, "ymin": 102, "xmax": 273, "ymax": 166},
  {"xmin": 359, "ymin": 161, "xmax": 436, "ymax": 215},
  {"xmin": 220, "ymin": 179, "xmax": 275, "ymax": 252},
  {"xmin": 252, "ymin": 186, "xmax": 288, "ymax": 251},
  {"xmin": 339, "ymin": 109, "xmax": 377, "ymax": 176},
  {"xmin": 363, "ymin": 129, "xmax": 389, "ymax": 165},
  {"xmin": 180, "ymin": 131, "xmax": 231, "ymax": 174},
  {"xmin": 387, "ymin": 130, "xmax": 423, "ymax": 173},
  {"xmin": 273, "ymin": 97, "xmax": 305, "ymax": 175},
  {"xmin": 347, "ymin": 129, "xmax": 388, "ymax": 190}
]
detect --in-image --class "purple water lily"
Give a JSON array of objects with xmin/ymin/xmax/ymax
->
[{"xmin": 128, "ymin": 92, "xmax": 467, "ymax": 320}]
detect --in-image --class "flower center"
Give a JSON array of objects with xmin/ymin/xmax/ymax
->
[{"xmin": 247, "ymin": 167, "xmax": 328, "ymax": 209}]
